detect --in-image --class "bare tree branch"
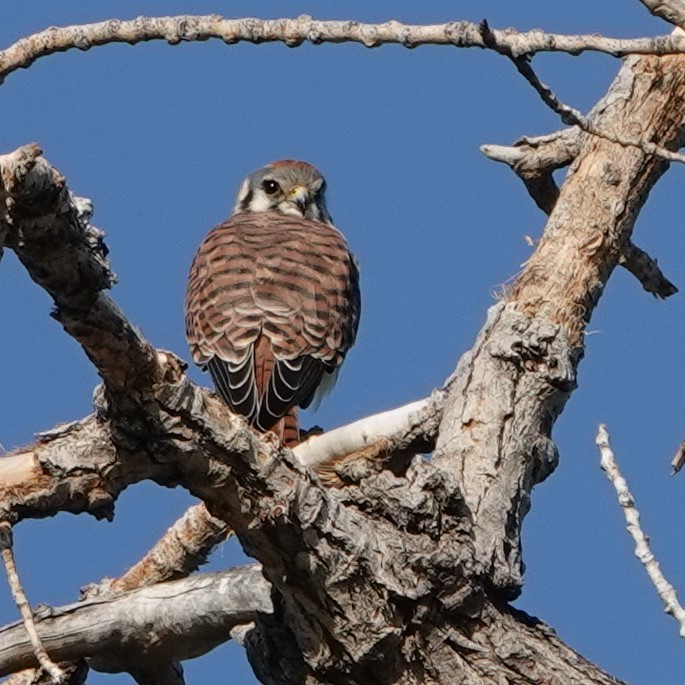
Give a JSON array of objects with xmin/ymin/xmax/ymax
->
[
  {"xmin": 0, "ymin": 144, "xmax": 162, "ymax": 399},
  {"xmin": 0, "ymin": 567, "xmax": 271, "ymax": 679},
  {"xmin": 0, "ymin": 525, "xmax": 65, "ymax": 683},
  {"xmin": 483, "ymin": 132, "xmax": 678, "ymax": 297},
  {"xmin": 618, "ymin": 242, "xmax": 678, "ymax": 298},
  {"xmin": 509, "ymin": 52, "xmax": 685, "ymax": 340},
  {"xmin": 0, "ymin": 361, "xmax": 623, "ymax": 684},
  {"xmin": 2, "ymin": 13, "xmax": 683, "ymax": 679},
  {"xmin": 434, "ymin": 47, "xmax": 685, "ymax": 595},
  {"xmin": 100, "ymin": 504, "xmax": 231, "ymax": 595},
  {"xmin": 0, "ymin": 388, "xmax": 449, "ymax": 526},
  {"xmin": 597, "ymin": 425, "xmax": 685, "ymax": 638},
  {"xmin": 638, "ymin": 0, "xmax": 685, "ymax": 27},
  {"xmin": 295, "ymin": 393, "xmax": 444, "ymax": 483},
  {"xmin": 482, "ymin": 128, "xmax": 581, "ymax": 212},
  {"xmin": 3, "ymin": 14, "xmax": 685, "ymax": 89},
  {"xmin": 0, "ymin": 413, "xmax": 161, "ymax": 524},
  {"xmin": 8, "ymin": 503, "xmax": 227, "ymax": 685},
  {"xmin": 0, "ymin": 561, "xmax": 627, "ymax": 685},
  {"xmin": 487, "ymin": 29, "xmax": 685, "ymax": 166}
]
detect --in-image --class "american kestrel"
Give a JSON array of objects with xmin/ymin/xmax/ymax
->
[{"xmin": 185, "ymin": 160, "xmax": 360, "ymax": 447}]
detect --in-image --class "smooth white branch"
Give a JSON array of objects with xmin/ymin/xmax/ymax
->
[
  {"xmin": 295, "ymin": 394, "xmax": 443, "ymax": 468},
  {"xmin": 596, "ymin": 424, "xmax": 685, "ymax": 638}
]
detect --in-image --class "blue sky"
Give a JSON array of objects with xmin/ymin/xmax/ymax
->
[{"xmin": 1, "ymin": 2, "xmax": 684, "ymax": 684}]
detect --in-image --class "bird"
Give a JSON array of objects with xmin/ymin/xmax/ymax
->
[{"xmin": 184, "ymin": 160, "xmax": 360, "ymax": 447}]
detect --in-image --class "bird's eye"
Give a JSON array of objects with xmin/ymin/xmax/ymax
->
[{"xmin": 262, "ymin": 179, "xmax": 280, "ymax": 195}]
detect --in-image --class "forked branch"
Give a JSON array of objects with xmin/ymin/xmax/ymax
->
[{"xmin": 2, "ymin": 11, "xmax": 684, "ymax": 681}]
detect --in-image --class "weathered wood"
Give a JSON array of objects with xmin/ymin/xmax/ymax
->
[
  {"xmin": 482, "ymin": 128, "xmax": 582, "ymax": 213},
  {"xmin": 104, "ymin": 504, "xmax": 231, "ymax": 594},
  {"xmin": 435, "ymin": 51, "xmax": 685, "ymax": 596},
  {"xmin": 2, "ymin": 144, "xmax": 162, "ymax": 400},
  {"xmin": 0, "ymin": 567, "xmax": 270, "ymax": 678},
  {"xmin": 2, "ymin": 15, "xmax": 685, "ymax": 91}
]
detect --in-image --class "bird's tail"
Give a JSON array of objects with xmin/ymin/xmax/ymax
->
[
  {"xmin": 269, "ymin": 407, "xmax": 300, "ymax": 447},
  {"xmin": 253, "ymin": 333, "xmax": 299, "ymax": 447}
]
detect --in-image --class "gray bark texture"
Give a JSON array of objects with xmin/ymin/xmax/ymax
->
[{"xmin": 1, "ymin": 23, "xmax": 684, "ymax": 685}]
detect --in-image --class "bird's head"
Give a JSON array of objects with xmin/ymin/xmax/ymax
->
[{"xmin": 233, "ymin": 160, "xmax": 332, "ymax": 224}]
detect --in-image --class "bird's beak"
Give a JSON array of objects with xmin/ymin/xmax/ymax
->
[{"xmin": 287, "ymin": 186, "xmax": 309, "ymax": 215}]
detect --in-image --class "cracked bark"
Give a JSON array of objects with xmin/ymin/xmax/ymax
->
[
  {"xmin": 0, "ymin": 147, "xmax": 626, "ymax": 683},
  {"xmin": 435, "ymin": 51, "xmax": 685, "ymax": 597},
  {"xmin": 1, "ymin": 22, "xmax": 684, "ymax": 685}
]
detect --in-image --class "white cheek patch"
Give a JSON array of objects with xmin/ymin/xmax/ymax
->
[
  {"xmin": 277, "ymin": 201, "xmax": 305, "ymax": 218},
  {"xmin": 248, "ymin": 191, "xmax": 275, "ymax": 213}
]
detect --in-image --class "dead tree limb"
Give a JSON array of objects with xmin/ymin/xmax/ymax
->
[
  {"xmin": 0, "ymin": 567, "xmax": 270, "ymax": 680},
  {"xmin": 434, "ymin": 50, "xmax": 685, "ymax": 595},
  {"xmin": 3, "ymin": 14, "xmax": 685, "ymax": 90},
  {"xmin": 618, "ymin": 242, "xmax": 678, "ymax": 298},
  {"xmin": 482, "ymin": 130, "xmax": 678, "ymax": 297},
  {"xmin": 597, "ymin": 425, "xmax": 685, "ymax": 637},
  {"xmin": 0, "ymin": 563, "xmax": 625, "ymax": 684},
  {"xmin": 481, "ymin": 128, "xmax": 582, "ymax": 213},
  {"xmin": 0, "ymin": 142, "xmax": 626, "ymax": 682},
  {"xmin": 0, "ymin": 144, "xmax": 161, "ymax": 400},
  {"xmin": 102, "ymin": 504, "xmax": 231, "ymax": 595},
  {"xmin": 0, "ymin": 524, "xmax": 65, "ymax": 683}
]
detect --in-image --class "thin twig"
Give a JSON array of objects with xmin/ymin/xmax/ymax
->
[
  {"xmin": 489, "ymin": 27, "xmax": 685, "ymax": 165},
  {"xmin": 596, "ymin": 425, "xmax": 685, "ymax": 637},
  {"xmin": 672, "ymin": 439, "xmax": 685, "ymax": 474},
  {"xmin": 0, "ymin": 523, "xmax": 65, "ymax": 683}
]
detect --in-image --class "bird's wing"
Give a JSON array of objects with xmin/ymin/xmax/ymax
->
[{"xmin": 185, "ymin": 211, "xmax": 360, "ymax": 430}]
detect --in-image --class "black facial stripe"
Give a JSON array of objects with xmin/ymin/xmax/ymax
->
[{"xmin": 239, "ymin": 189, "xmax": 254, "ymax": 210}]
